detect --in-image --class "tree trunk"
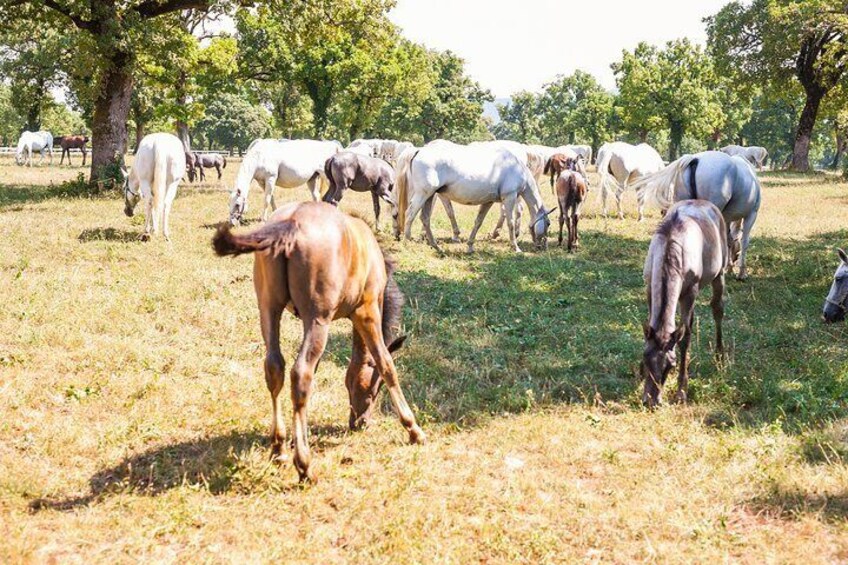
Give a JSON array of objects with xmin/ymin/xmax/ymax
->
[
  {"xmin": 176, "ymin": 121, "xmax": 191, "ymax": 151},
  {"xmin": 831, "ymin": 124, "xmax": 846, "ymax": 170},
  {"xmin": 669, "ymin": 121, "xmax": 683, "ymax": 161},
  {"xmin": 791, "ymin": 88, "xmax": 824, "ymax": 171},
  {"xmin": 90, "ymin": 52, "xmax": 133, "ymax": 186},
  {"xmin": 26, "ymin": 104, "xmax": 41, "ymax": 132}
]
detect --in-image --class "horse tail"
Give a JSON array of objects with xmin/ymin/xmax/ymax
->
[
  {"xmin": 395, "ymin": 150, "xmax": 418, "ymax": 235},
  {"xmin": 212, "ymin": 220, "xmax": 299, "ymax": 258},
  {"xmin": 153, "ymin": 143, "xmax": 169, "ymax": 221},
  {"xmin": 687, "ymin": 158, "xmax": 699, "ymax": 200},
  {"xmin": 381, "ymin": 257, "xmax": 406, "ymax": 351},
  {"xmin": 596, "ymin": 146, "xmax": 614, "ymax": 205},
  {"xmin": 631, "ymin": 154, "xmax": 697, "ymax": 210},
  {"xmin": 543, "ymin": 157, "xmax": 552, "ymax": 177},
  {"xmin": 222, "ymin": 155, "xmax": 227, "ymax": 169}
]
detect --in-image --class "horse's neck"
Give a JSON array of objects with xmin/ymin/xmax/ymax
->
[
  {"xmin": 520, "ymin": 183, "xmax": 542, "ymax": 216},
  {"xmin": 650, "ymin": 239, "xmax": 683, "ymax": 337},
  {"xmin": 235, "ymin": 155, "xmax": 259, "ymax": 193}
]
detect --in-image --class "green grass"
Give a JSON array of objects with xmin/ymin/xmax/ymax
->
[{"xmin": 0, "ymin": 161, "xmax": 847, "ymax": 562}]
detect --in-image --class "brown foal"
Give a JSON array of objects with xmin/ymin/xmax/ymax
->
[{"xmin": 213, "ymin": 201, "xmax": 425, "ymax": 481}]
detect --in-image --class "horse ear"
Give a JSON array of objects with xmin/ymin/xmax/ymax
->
[{"xmin": 839, "ymin": 248, "xmax": 848, "ymax": 265}]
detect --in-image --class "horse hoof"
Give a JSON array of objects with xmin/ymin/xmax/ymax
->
[
  {"xmin": 409, "ymin": 426, "xmax": 426, "ymax": 445},
  {"xmin": 674, "ymin": 391, "xmax": 688, "ymax": 404},
  {"xmin": 139, "ymin": 233, "xmax": 151, "ymax": 242}
]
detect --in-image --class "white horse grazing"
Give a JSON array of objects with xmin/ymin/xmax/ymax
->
[
  {"xmin": 15, "ymin": 131, "xmax": 54, "ymax": 167},
  {"xmin": 348, "ymin": 139, "xmax": 381, "ymax": 158},
  {"xmin": 633, "ymin": 150, "xmax": 761, "ymax": 280},
  {"xmin": 123, "ymin": 132, "xmax": 186, "ymax": 241},
  {"xmin": 229, "ymin": 139, "xmax": 341, "ymax": 225},
  {"xmin": 596, "ymin": 141, "xmax": 665, "ymax": 220},
  {"xmin": 721, "ymin": 145, "xmax": 768, "ymax": 169},
  {"xmin": 396, "ymin": 141, "xmax": 553, "ymax": 253},
  {"xmin": 564, "ymin": 144, "xmax": 593, "ymax": 164}
]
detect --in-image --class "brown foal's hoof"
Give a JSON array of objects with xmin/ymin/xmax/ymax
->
[
  {"xmin": 674, "ymin": 390, "xmax": 688, "ymax": 404},
  {"xmin": 139, "ymin": 233, "xmax": 151, "ymax": 242},
  {"xmin": 409, "ymin": 426, "xmax": 426, "ymax": 445}
]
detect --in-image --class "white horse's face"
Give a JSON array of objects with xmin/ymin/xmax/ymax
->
[
  {"xmin": 824, "ymin": 249, "xmax": 848, "ymax": 323},
  {"xmin": 123, "ymin": 168, "xmax": 140, "ymax": 217},
  {"xmin": 14, "ymin": 152, "xmax": 24, "ymax": 166},
  {"xmin": 229, "ymin": 189, "xmax": 247, "ymax": 226}
]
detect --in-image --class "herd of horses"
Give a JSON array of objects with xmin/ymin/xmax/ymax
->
[
  {"xmin": 12, "ymin": 130, "xmax": 89, "ymax": 166},
  {"xmin": 8, "ymin": 126, "xmax": 838, "ymax": 481}
]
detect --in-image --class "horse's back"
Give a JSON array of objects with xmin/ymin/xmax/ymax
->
[
  {"xmin": 135, "ymin": 133, "xmax": 186, "ymax": 183},
  {"xmin": 665, "ymin": 200, "xmax": 727, "ymax": 281}
]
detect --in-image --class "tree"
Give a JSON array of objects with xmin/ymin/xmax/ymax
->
[
  {"xmin": 195, "ymin": 92, "xmax": 273, "ymax": 153},
  {"xmin": 741, "ymin": 92, "xmax": 801, "ymax": 167},
  {"xmin": 614, "ymin": 40, "xmax": 722, "ymax": 160},
  {"xmin": 491, "ymin": 91, "xmax": 541, "ymax": 143},
  {"xmin": 0, "ymin": 0, "xmax": 233, "ymax": 186},
  {"xmin": 708, "ymin": 0, "xmax": 848, "ymax": 171},
  {"xmin": 0, "ymin": 85, "xmax": 24, "ymax": 145}
]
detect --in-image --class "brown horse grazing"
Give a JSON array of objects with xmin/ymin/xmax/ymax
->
[
  {"xmin": 322, "ymin": 151, "xmax": 397, "ymax": 233},
  {"xmin": 555, "ymin": 170, "xmax": 588, "ymax": 252},
  {"xmin": 56, "ymin": 135, "xmax": 89, "ymax": 166},
  {"xmin": 212, "ymin": 201, "xmax": 425, "ymax": 481},
  {"xmin": 193, "ymin": 152, "xmax": 227, "ymax": 181},
  {"xmin": 544, "ymin": 153, "xmax": 579, "ymax": 190},
  {"xmin": 642, "ymin": 200, "xmax": 727, "ymax": 408}
]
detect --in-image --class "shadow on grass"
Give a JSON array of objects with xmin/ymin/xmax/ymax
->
[
  {"xmin": 0, "ymin": 181, "xmax": 118, "ymax": 212},
  {"xmin": 748, "ymin": 487, "xmax": 848, "ymax": 523},
  {"xmin": 78, "ymin": 227, "xmax": 139, "ymax": 243},
  {"xmin": 29, "ymin": 424, "xmax": 351, "ymax": 511}
]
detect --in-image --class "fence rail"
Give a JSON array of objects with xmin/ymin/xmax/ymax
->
[{"xmin": 0, "ymin": 147, "xmax": 236, "ymax": 156}]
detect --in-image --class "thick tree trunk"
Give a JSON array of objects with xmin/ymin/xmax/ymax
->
[
  {"xmin": 135, "ymin": 121, "xmax": 145, "ymax": 152},
  {"xmin": 90, "ymin": 52, "xmax": 133, "ymax": 186},
  {"xmin": 26, "ymin": 104, "xmax": 41, "ymax": 132},
  {"xmin": 831, "ymin": 125, "xmax": 846, "ymax": 170},
  {"xmin": 669, "ymin": 121, "xmax": 683, "ymax": 161},
  {"xmin": 176, "ymin": 121, "xmax": 191, "ymax": 151},
  {"xmin": 791, "ymin": 88, "xmax": 824, "ymax": 171}
]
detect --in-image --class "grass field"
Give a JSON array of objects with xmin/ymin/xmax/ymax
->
[{"xmin": 1, "ymin": 158, "xmax": 847, "ymax": 563}]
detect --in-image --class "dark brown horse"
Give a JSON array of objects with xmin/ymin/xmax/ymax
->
[
  {"xmin": 642, "ymin": 200, "xmax": 727, "ymax": 407},
  {"xmin": 56, "ymin": 135, "xmax": 89, "ymax": 166},
  {"xmin": 555, "ymin": 170, "xmax": 588, "ymax": 252},
  {"xmin": 213, "ymin": 201, "xmax": 425, "ymax": 481},
  {"xmin": 322, "ymin": 151, "xmax": 397, "ymax": 233}
]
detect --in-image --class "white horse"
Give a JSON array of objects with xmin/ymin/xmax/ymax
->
[
  {"xmin": 721, "ymin": 145, "xmax": 768, "ymax": 169},
  {"xmin": 633, "ymin": 150, "xmax": 761, "ymax": 280},
  {"xmin": 396, "ymin": 141, "xmax": 552, "ymax": 253},
  {"xmin": 229, "ymin": 139, "xmax": 341, "ymax": 226},
  {"xmin": 15, "ymin": 131, "xmax": 54, "ymax": 167},
  {"xmin": 123, "ymin": 132, "xmax": 186, "ymax": 241},
  {"xmin": 348, "ymin": 138, "xmax": 381, "ymax": 158},
  {"xmin": 564, "ymin": 144, "xmax": 593, "ymax": 164},
  {"xmin": 596, "ymin": 141, "xmax": 665, "ymax": 220}
]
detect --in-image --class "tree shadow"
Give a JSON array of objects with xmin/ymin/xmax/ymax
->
[
  {"xmin": 385, "ymin": 227, "xmax": 848, "ymax": 431},
  {"xmin": 29, "ymin": 424, "xmax": 351, "ymax": 511},
  {"xmin": 748, "ymin": 487, "xmax": 848, "ymax": 523},
  {"xmin": 77, "ymin": 227, "xmax": 139, "ymax": 243}
]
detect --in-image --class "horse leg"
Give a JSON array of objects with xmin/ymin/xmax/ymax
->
[
  {"xmin": 141, "ymin": 182, "xmax": 154, "ymax": 241},
  {"xmin": 199, "ymin": 165, "xmax": 206, "ymax": 182},
  {"xmin": 346, "ymin": 330, "xmax": 380, "ymax": 430},
  {"xmin": 491, "ymin": 205, "xmax": 507, "ymax": 240},
  {"xmin": 558, "ymin": 204, "xmax": 565, "ymax": 247},
  {"xmin": 82, "ymin": 147, "xmax": 87, "ymax": 167},
  {"xmin": 162, "ymin": 181, "xmax": 179, "ymax": 241},
  {"xmin": 735, "ymin": 209, "xmax": 758, "ymax": 281},
  {"xmin": 403, "ymin": 193, "xmax": 430, "ymax": 241},
  {"xmin": 419, "ymin": 195, "xmax": 441, "ymax": 251},
  {"xmin": 466, "ymin": 202, "xmax": 494, "ymax": 253},
  {"xmin": 290, "ymin": 319, "xmax": 329, "ymax": 482},
  {"xmin": 567, "ymin": 209, "xmax": 575, "ymax": 252},
  {"xmin": 513, "ymin": 200, "xmax": 523, "ymax": 239},
  {"xmin": 307, "ymin": 175, "xmax": 321, "ymax": 202},
  {"xmin": 263, "ymin": 176, "xmax": 277, "ymax": 221},
  {"xmin": 216, "ymin": 164, "xmax": 222, "ymax": 180},
  {"xmin": 711, "ymin": 273, "xmax": 725, "ymax": 356},
  {"xmin": 259, "ymin": 296, "xmax": 287, "ymax": 459},
  {"xmin": 616, "ymin": 185, "xmax": 625, "ymax": 220},
  {"xmin": 371, "ymin": 190, "xmax": 382, "ymax": 233},
  {"xmin": 503, "ymin": 198, "xmax": 521, "ymax": 253},
  {"xmin": 675, "ymin": 291, "xmax": 697, "ymax": 404},
  {"xmin": 352, "ymin": 306, "xmax": 425, "ymax": 445},
  {"xmin": 437, "ymin": 195, "xmax": 462, "ymax": 243}
]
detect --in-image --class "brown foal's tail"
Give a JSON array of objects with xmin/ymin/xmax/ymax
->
[{"xmin": 212, "ymin": 221, "xmax": 299, "ymax": 258}]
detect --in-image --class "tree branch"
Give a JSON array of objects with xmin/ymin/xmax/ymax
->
[
  {"xmin": 134, "ymin": 0, "xmax": 212, "ymax": 19},
  {"xmin": 41, "ymin": 0, "xmax": 94, "ymax": 30}
]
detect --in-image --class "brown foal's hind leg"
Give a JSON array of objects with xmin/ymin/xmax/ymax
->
[
  {"xmin": 259, "ymin": 302, "xmax": 287, "ymax": 460},
  {"xmin": 353, "ymin": 307, "xmax": 425, "ymax": 445},
  {"xmin": 346, "ymin": 330, "xmax": 380, "ymax": 430},
  {"xmin": 290, "ymin": 320, "xmax": 330, "ymax": 482}
]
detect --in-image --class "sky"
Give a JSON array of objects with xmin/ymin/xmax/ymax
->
[{"xmin": 388, "ymin": 0, "xmax": 732, "ymax": 98}]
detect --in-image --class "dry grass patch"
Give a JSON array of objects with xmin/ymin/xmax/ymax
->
[{"xmin": 0, "ymin": 161, "xmax": 847, "ymax": 562}]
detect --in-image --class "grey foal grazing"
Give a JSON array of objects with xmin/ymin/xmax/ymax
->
[
  {"xmin": 823, "ymin": 248, "xmax": 848, "ymax": 323},
  {"xmin": 642, "ymin": 200, "xmax": 728, "ymax": 408},
  {"xmin": 322, "ymin": 150, "xmax": 398, "ymax": 232}
]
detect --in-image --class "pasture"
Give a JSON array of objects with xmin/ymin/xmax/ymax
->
[{"xmin": 1, "ymin": 160, "xmax": 848, "ymax": 562}]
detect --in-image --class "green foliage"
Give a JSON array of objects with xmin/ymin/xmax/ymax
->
[
  {"xmin": 195, "ymin": 92, "xmax": 274, "ymax": 151},
  {"xmin": 0, "ymin": 85, "xmax": 24, "ymax": 145},
  {"xmin": 41, "ymin": 101, "xmax": 87, "ymax": 135},
  {"xmin": 491, "ymin": 91, "xmax": 542, "ymax": 143},
  {"xmin": 614, "ymin": 39, "xmax": 722, "ymax": 160}
]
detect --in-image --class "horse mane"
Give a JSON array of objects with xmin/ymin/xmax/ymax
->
[{"xmin": 381, "ymin": 256, "xmax": 405, "ymax": 347}]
